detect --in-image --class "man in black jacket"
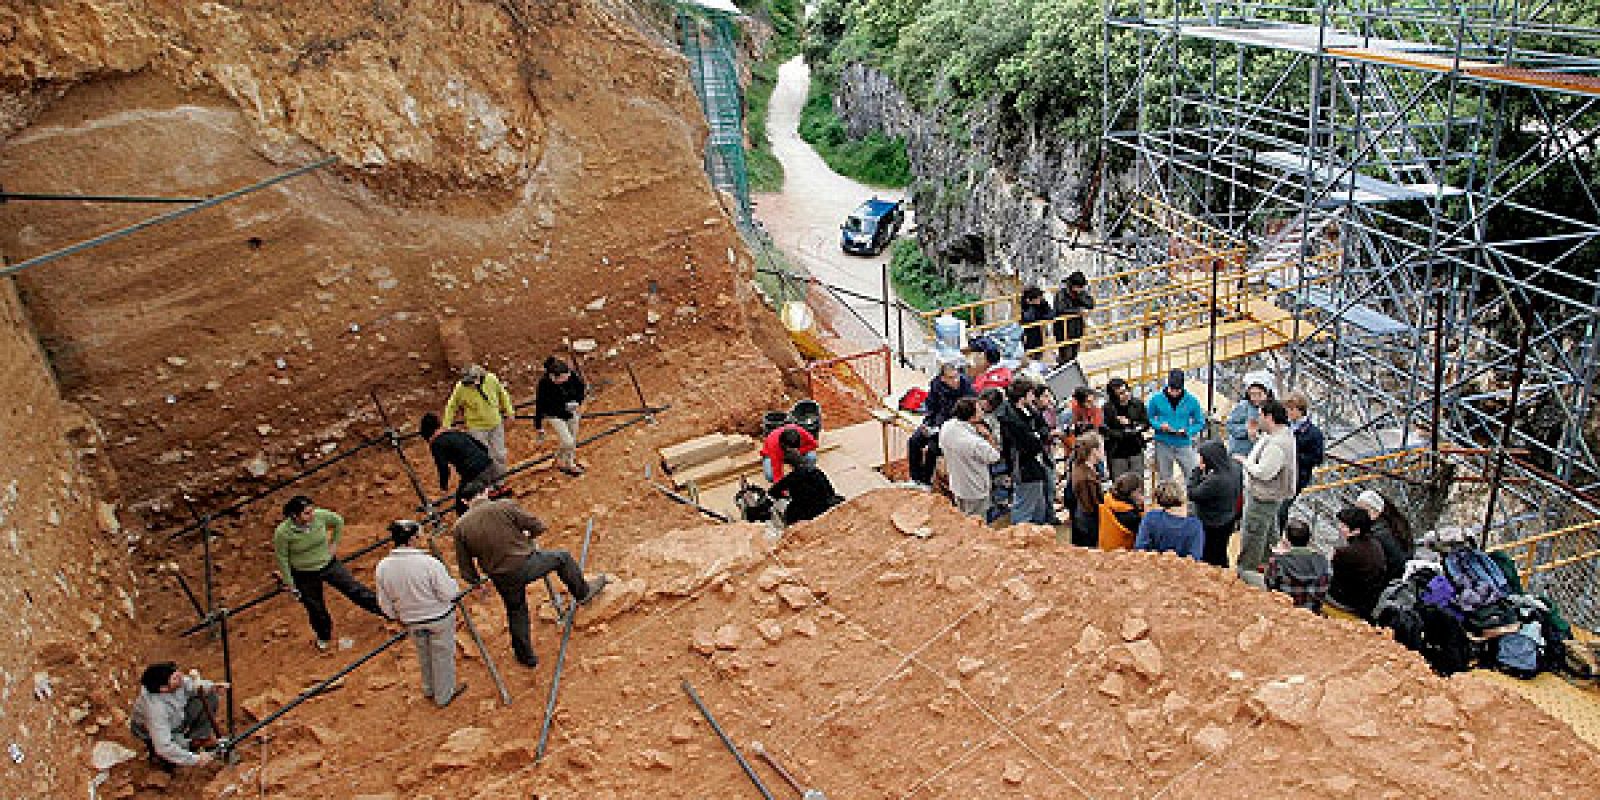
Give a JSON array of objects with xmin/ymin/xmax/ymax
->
[
  {"xmin": 1279, "ymin": 391, "xmax": 1326, "ymax": 531},
  {"xmin": 535, "ymin": 357, "xmax": 587, "ymax": 476},
  {"xmin": 1019, "ymin": 287, "xmax": 1054, "ymax": 358},
  {"xmin": 1103, "ymin": 378, "xmax": 1150, "ymax": 482},
  {"xmin": 907, "ymin": 362, "xmax": 975, "ymax": 487},
  {"xmin": 421, "ymin": 412, "xmax": 504, "ymax": 506},
  {"xmin": 1052, "ymin": 271, "xmax": 1096, "ymax": 364},
  {"xmin": 999, "ymin": 380, "xmax": 1052, "ymax": 524}
]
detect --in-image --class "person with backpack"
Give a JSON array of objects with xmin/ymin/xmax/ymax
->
[
  {"xmin": 1069, "ymin": 433, "xmax": 1106, "ymax": 547},
  {"xmin": 1097, "ymin": 472, "xmax": 1144, "ymax": 550},
  {"xmin": 1278, "ymin": 391, "xmax": 1326, "ymax": 530},
  {"xmin": 1019, "ymin": 286, "xmax": 1055, "ymax": 357},
  {"xmin": 1188, "ymin": 440, "xmax": 1242, "ymax": 568},
  {"xmin": 1235, "ymin": 399, "xmax": 1297, "ymax": 578},
  {"xmin": 443, "ymin": 363, "xmax": 517, "ymax": 471},
  {"xmin": 1147, "ymin": 370, "xmax": 1206, "ymax": 482},
  {"xmin": 1103, "ymin": 378, "xmax": 1151, "ymax": 482},
  {"xmin": 999, "ymin": 380, "xmax": 1052, "ymax": 524},
  {"xmin": 1328, "ymin": 506, "xmax": 1389, "ymax": 619},
  {"xmin": 1052, "ymin": 271, "xmax": 1096, "ymax": 363},
  {"xmin": 939, "ymin": 398, "xmax": 1003, "ymax": 518},
  {"xmin": 1356, "ymin": 490, "xmax": 1413, "ymax": 580},
  {"xmin": 1134, "ymin": 480, "xmax": 1205, "ymax": 561},
  {"xmin": 1264, "ymin": 520, "xmax": 1331, "ymax": 613},
  {"xmin": 533, "ymin": 356, "xmax": 587, "ymax": 476},
  {"xmin": 906, "ymin": 362, "xmax": 975, "ymax": 488},
  {"xmin": 768, "ymin": 450, "xmax": 844, "ymax": 526}
]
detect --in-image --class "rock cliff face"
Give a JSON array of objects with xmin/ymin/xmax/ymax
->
[
  {"xmin": 0, "ymin": 0, "xmax": 796, "ymax": 511},
  {"xmin": 832, "ymin": 63, "xmax": 1099, "ymax": 290}
]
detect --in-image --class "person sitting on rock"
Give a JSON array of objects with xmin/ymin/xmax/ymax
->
[
  {"xmin": 768, "ymin": 449, "xmax": 844, "ymax": 526},
  {"xmin": 130, "ymin": 662, "xmax": 228, "ymax": 770},
  {"xmin": 1328, "ymin": 506, "xmax": 1388, "ymax": 619},
  {"xmin": 1134, "ymin": 479, "xmax": 1205, "ymax": 561},
  {"xmin": 1264, "ymin": 519, "xmax": 1332, "ymax": 614}
]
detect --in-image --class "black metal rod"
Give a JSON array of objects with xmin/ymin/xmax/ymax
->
[
  {"xmin": 652, "ymin": 482, "xmax": 731, "ymax": 522},
  {"xmin": 222, "ymin": 630, "xmax": 408, "ymax": 752},
  {"xmin": 177, "ymin": 536, "xmax": 392, "ymax": 637},
  {"xmin": 221, "ymin": 585, "xmax": 478, "ymax": 753},
  {"xmin": 1, "ymin": 156, "xmax": 337, "ymax": 278},
  {"xmin": 682, "ymin": 680, "xmax": 777, "ymax": 800},
  {"xmin": 624, "ymin": 363, "xmax": 651, "ymax": 418},
  {"xmin": 424, "ymin": 413, "xmax": 657, "ymax": 507},
  {"xmin": 537, "ymin": 516, "xmax": 596, "ymax": 760},
  {"xmin": 169, "ymin": 569, "xmax": 206, "ymax": 620},
  {"xmin": 218, "ymin": 607, "xmax": 236, "ymax": 739},
  {"xmin": 516, "ymin": 405, "xmax": 667, "ymax": 422},
  {"xmin": 1482, "ymin": 320, "xmax": 1533, "ymax": 538},
  {"xmin": 0, "ymin": 191, "xmax": 210, "ymax": 204},
  {"xmin": 166, "ymin": 432, "xmax": 400, "ymax": 541}
]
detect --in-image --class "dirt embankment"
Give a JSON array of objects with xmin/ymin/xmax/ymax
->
[
  {"xmin": 0, "ymin": 0, "xmax": 801, "ymax": 516},
  {"xmin": 0, "ymin": 284, "xmax": 144, "ymax": 799}
]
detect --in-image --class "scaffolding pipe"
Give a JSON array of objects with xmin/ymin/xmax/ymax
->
[
  {"xmin": 683, "ymin": 680, "xmax": 777, "ymax": 800},
  {"xmin": 1482, "ymin": 321, "xmax": 1534, "ymax": 539},
  {"xmin": 176, "ymin": 536, "xmax": 393, "ymax": 638},
  {"xmin": 536, "ymin": 516, "xmax": 596, "ymax": 761},
  {"xmin": 0, "ymin": 191, "xmax": 210, "ymax": 204},
  {"xmin": 1, "ymin": 156, "xmax": 337, "ymax": 278}
]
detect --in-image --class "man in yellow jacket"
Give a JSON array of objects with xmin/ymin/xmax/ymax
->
[{"xmin": 444, "ymin": 364, "xmax": 516, "ymax": 470}]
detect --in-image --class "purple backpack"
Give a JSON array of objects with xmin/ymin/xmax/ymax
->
[{"xmin": 1421, "ymin": 574, "xmax": 1462, "ymax": 619}]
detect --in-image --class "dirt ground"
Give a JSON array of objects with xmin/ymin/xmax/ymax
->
[{"xmin": 138, "ymin": 490, "xmax": 1600, "ymax": 799}]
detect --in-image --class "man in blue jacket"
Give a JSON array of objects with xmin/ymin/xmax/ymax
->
[
  {"xmin": 907, "ymin": 362, "xmax": 975, "ymax": 487},
  {"xmin": 1146, "ymin": 370, "xmax": 1206, "ymax": 482}
]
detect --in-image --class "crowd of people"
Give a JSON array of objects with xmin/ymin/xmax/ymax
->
[
  {"xmin": 895, "ymin": 338, "xmax": 1458, "ymax": 623},
  {"xmin": 135, "ymin": 357, "xmax": 609, "ymax": 770}
]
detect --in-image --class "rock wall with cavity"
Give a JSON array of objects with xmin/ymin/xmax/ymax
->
[{"xmin": 832, "ymin": 62, "xmax": 1100, "ymax": 290}]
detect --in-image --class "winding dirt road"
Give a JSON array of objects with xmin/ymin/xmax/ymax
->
[{"xmin": 753, "ymin": 56, "xmax": 931, "ymax": 366}]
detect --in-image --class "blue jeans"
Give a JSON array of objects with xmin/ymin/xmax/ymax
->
[
  {"xmin": 1153, "ymin": 441, "xmax": 1198, "ymax": 483},
  {"xmin": 763, "ymin": 452, "xmax": 816, "ymax": 482},
  {"xmin": 1011, "ymin": 480, "xmax": 1051, "ymax": 525}
]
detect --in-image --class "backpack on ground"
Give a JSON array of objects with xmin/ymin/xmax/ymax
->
[
  {"xmin": 1488, "ymin": 549, "xmax": 1525, "ymax": 594},
  {"xmin": 899, "ymin": 387, "xmax": 929, "ymax": 412},
  {"xmin": 1443, "ymin": 547, "xmax": 1511, "ymax": 613},
  {"xmin": 1495, "ymin": 622, "xmax": 1543, "ymax": 679},
  {"xmin": 969, "ymin": 334, "xmax": 1000, "ymax": 364},
  {"xmin": 1418, "ymin": 605, "xmax": 1477, "ymax": 675}
]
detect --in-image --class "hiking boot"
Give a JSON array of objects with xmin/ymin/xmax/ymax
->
[
  {"xmin": 515, "ymin": 655, "xmax": 540, "ymax": 669},
  {"xmin": 488, "ymin": 485, "xmax": 513, "ymax": 500},
  {"xmin": 578, "ymin": 574, "xmax": 611, "ymax": 606},
  {"xmin": 557, "ymin": 465, "xmax": 583, "ymax": 477}
]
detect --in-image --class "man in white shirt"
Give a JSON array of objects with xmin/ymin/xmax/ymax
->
[
  {"xmin": 1234, "ymin": 399, "xmax": 1298, "ymax": 579},
  {"xmin": 939, "ymin": 397, "xmax": 1003, "ymax": 518},
  {"xmin": 375, "ymin": 520, "xmax": 466, "ymax": 707},
  {"xmin": 130, "ymin": 662, "xmax": 227, "ymax": 769}
]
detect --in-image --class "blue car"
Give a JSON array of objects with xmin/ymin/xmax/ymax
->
[{"xmin": 840, "ymin": 198, "xmax": 904, "ymax": 256}]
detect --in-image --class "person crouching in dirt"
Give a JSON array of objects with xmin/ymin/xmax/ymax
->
[
  {"xmin": 130, "ymin": 662, "xmax": 228, "ymax": 770},
  {"xmin": 768, "ymin": 448, "xmax": 844, "ymax": 526},
  {"xmin": 534, "ymin": 356, "xmax": 587, "ymax": 476},
  {"xmin": 273, "ymin": 495, "xmax": 385, "ymax": 651},
  {"xmin": 453, "ymin": 479, "xmax": 610, "ymax": 669},
  {"xmin": 420, "ymin": 412, "xmax": 505, "ymax": 510},
  {"xmin": 443, "ymin": 363, "xmax": 516, "ymax": 471},
  {"xmin": 376, "ymin": 521, "xmax": 467, "ymax": 707}
]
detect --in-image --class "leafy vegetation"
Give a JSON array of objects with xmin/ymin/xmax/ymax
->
[
  {"xmin": 798, "ymin": 77, "xmax": 912, "ymax": 187},
  {"xmin": 889, "ymin": 239, "xmax": 980, "ymax": 322}
]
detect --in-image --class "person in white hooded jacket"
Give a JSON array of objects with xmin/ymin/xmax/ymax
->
[
  {"xmin": 939, "ymin": 397, "xmax": 1002, "ymax": 518},
  {"xmin": 1225, "ymin": 369, "xmax": 1277, "ymax": 456}
]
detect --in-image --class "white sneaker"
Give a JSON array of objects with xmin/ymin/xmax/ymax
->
[{"xmin": 314, "ymin": 639, "xmax": 330, "ymax": 652}]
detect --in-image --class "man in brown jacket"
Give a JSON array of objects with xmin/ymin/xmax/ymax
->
[{"xmin": 453, "ymin": 480, "xmax": 609, "ymax": 668}]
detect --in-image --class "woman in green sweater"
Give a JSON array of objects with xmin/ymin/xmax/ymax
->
[{"xmin": 273, "ymin": 495, "xmax": 384, "ymax": 650}]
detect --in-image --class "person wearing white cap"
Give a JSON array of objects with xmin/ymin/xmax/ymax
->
[{"xmin": 1355, "ymin": 490, "xmax": 1413, "ymax": 580}]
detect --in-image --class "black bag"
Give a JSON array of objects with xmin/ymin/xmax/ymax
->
[
  {"xmin": 1418, "ymin": 605, "xmax": 1476, "ymax": 675},
  {"xmin": 735, "ymin": 480, "xmax": 773, "ymax": 523}
]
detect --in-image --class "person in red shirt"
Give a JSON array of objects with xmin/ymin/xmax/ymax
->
[
  {"xmin": 1069, "ymin": 387, "xmax": 1105, "ymax": 434},
  {"xmin": 761, "ymin": 424, "xmax": 817, "ymax": 482},
  {"xmin": 972, "ymin": 348, "xmax": 1013, "ymax": 392}
]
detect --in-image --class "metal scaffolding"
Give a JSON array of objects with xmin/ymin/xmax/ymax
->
[
  {"xmin": 1098, "ymin": 1, "xmax": 1600, "ymax": 625},
  {"xmin": 676, "ymin": 1, "xmax": 753, "ymax": 226}
]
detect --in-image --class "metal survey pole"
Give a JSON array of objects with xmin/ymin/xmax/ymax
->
[
  {"xmin": 624, "ymin": 363, "xmax": 656, "ymax": 425},
  {"xmin": 683, "ymin": 681, "xmax": 776, "ymax": 800},
  {"xmin": 369, "ymin": 390, "xmax": 512, "ymax": 706},
  {"xmin": 1481, "ymin": 320, "xmax": 1532, "ymax": 541},
  {"xmin": 536, "ymin": 516, "xmax": 596, "ymax": 760},
  {"xmin": 183, "ymin": 498, "xmax": 236, "ymax": 739}
]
